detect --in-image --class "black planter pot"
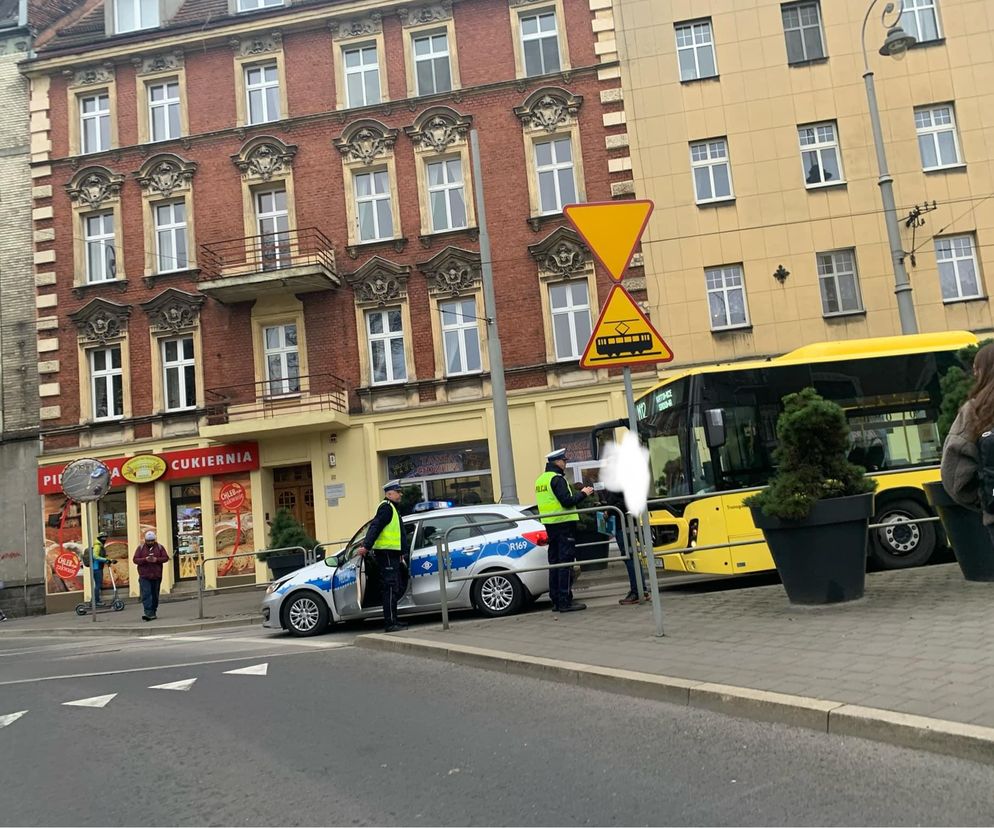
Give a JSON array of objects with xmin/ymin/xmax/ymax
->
[
  {"xmin": 923, "ymin": 481, "xmax": 994, "ymax": 581},
  {"xmin": 575, "ymin": 529, "xmax": 611, "ymax": 571},
  {"xmin": 750, "ymin": 493, "xmax": 874, "ymax": 605},
  {"xmin": 266, "ymin": 553, "xmax": 307, "ymax": 581}
]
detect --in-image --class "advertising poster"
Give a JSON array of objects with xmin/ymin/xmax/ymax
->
[
  {"xmin": 213, "ymin": 473, "xmax": 255, "ymax": 577},
  {"xmin": 43, "ymin": 494, "xmax": 82, "ymax": 594}
]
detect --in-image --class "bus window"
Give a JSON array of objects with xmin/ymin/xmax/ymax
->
[{"xmin": 638, "ymin": 378, "xmax": 690, "ymax": 497}]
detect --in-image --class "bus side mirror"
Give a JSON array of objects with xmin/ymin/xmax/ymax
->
[{"xmin": 704, "ymin": 409, "xmax": 727, "ymax": 449}]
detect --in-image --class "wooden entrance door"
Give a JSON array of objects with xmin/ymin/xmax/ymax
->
[{"xmin": 273, "ymin": 465, "xmax": 315, "ymax": 539}]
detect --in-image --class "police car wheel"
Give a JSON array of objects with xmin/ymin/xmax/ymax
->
[
  {"xmin": 472, "ymin": 571, "xmax": 524, "ymax": 618},
  {"xmin": 282, "ymin": 592, "xmax": 329, "ymax": 637}
]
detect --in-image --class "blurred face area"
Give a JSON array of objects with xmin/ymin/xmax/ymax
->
[
  {"xmin": 555, "ymin": 457, "xmax": 568, "ymax": 471},
  {"xmin": 975, "ymin": 344, "xmax": 994, "ymax": 388},
  {"xmin": 385, "ymin": 489, "xmax": 402, "ymax": 503}
]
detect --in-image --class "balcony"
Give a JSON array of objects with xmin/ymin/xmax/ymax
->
[
  {"xmin": 202, "ymin": 372, "xmax": 351, "ymax": 439},
  {"xmin": 198, "ymin": 228, "xmax": 340, "ymax": 304}
]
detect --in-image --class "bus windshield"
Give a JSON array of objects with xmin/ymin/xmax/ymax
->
[{"xmin": 635, "ymin": 378, "xmax": 692, "ymax": 497}]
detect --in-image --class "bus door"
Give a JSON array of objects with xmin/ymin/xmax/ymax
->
[{"xmin": 678, "ymin": 413, "xmax": 732, "ymax": 574}]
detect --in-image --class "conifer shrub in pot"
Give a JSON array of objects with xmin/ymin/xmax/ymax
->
[
  {"xmin": 744, "ymin": 388, "xmax": 877, "ymax": 605},
  {"xmin": 258, "ymin": 509, "xmax": 318, "ymax": 580}
]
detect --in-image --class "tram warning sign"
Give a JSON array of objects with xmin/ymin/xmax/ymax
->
[{"xmin": 579, "ymin": 284, "xmax": 673, "ymax": 369}]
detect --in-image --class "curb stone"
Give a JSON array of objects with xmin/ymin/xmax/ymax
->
[{"xmin": 356, "ymin": 633, "xmax": 994, "ymax": 766}]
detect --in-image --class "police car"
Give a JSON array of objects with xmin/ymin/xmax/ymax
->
[{"xmin": 261, "ymin": 502, "xmax": 550, "ymax": 636}]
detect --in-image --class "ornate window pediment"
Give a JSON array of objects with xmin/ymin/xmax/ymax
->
[
  {"xmin": 404, "ymin": 107, "xmax": 472, "ymax": 154},
  {"xmin": 140, "ymin": 289, "xmax": 205, "ymax": 334},
  {"xmin": 398, "ymin": 1, "xmax": 452, "ymax": 26},
  {"xmin": 64, "ymin": 64, "xmax": 114, "ymax": 87},
  {"xmin": 133, "ymin": 51, "xmax": 184, "ymax": 75},
  {"xmin": 418, "ymin": 247, "xmax": 482, "ymax": 297},
  {"xmin": 231, "ymin": 135, "xmax": 298, "ymax": 181},
  {"xmin": 70, "ymin": 298, "xmax": 132, "ymax": 345},
  {"xmin": 230, "ymin": 31, "xmax": 283, "ymax": 56},
  {"xmin": 134, "ymin": 153, "xmax": 197, "ymax": 197},
  {"xmin": 513, "ymin": 87, "xmax": 583, "ymax": 133},
  {"xmin": 65, "ymin": 166, "xmax": 125, "ymax": 210},
  {"xmin": 334, "ymin": 120, "xmax": 399, "ymax": 166},
  {"xmin": 331, "ymin": 13, "xmax": 382, "ymax": 40},
  {"xmin": 528, "ymin": 226, "xmax": 590, "ymax": 280},
  {"xmin": 347, "ymin": 257, "xmax": 411, "ymax": 307}
]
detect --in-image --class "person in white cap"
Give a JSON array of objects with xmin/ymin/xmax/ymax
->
[
  {"xmin": 535, "ymin": 448, "xmax": 594, "ymax": 613},
  {"xmin": 133, "ymin": 530, "xmax": 169, "ymax": 621},
  {"xmin": 356, "ymin": 480, "xmax": 410, "ymax": 632}
]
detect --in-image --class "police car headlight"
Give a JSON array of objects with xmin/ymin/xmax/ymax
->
[{"xmin": 266, "ymin": 578, "xmax": 290, "ymax": 595}]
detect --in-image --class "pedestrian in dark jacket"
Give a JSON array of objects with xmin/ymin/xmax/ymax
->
[
  {"xmin": 133, "ymin": 531, "xmax": 169, "ymax": 622},
  {"xmin": 356, "ymin": 480, "xmax": 410, "ymax": 632},
  {"xmin": 599, "ymin": 487, "xmax": 649, "ymax": 605}
]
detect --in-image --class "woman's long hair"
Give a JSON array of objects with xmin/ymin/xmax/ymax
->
[{"xmin": 967, "ymin": 343, "xmax": 994, "ymax": 439}]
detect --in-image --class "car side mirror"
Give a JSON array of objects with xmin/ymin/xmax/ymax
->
[{"xmin": 704, "ymin": 408, "xmax": 727, "ymax": 449}]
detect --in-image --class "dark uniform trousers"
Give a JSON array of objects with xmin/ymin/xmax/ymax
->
[
  {"xmin": 545, "ymin": 523, "xmax": 577, "ymax": 610},
  {"xmin": 373, "ymin": 549, "xmax": 405, "ymax": 626}
]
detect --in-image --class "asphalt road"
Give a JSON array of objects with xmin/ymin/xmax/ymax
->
[{"xmin": 1, "ymin": 628, "xmax": 993, "ymax": 827}]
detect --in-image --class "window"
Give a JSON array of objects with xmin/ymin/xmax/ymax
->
[
  {"xmin": 440, "ymin": 299, "xmax": 481, "ymax": 375},
  {"xmin": 366, "ymin": 308, "xmax": 407, "ymax": 385},
  {"xmin": 915, "ymin": 105, "xmax": 962, "ymax": 170},
  {"xmin": 414, "ymin": 32, "xmax": 452, "ymax": 95},
  {"xmin": 427, "ymin": 158, "xmax": 467, "ymax": 232},
  {"xmin": 115, "ymin": 0, "xmax": 158, "ymax": 32},
  {"xmin": 245, "ymin": 63, "xmax": 280, "ymax": 124},
  {"xmin": 781, "ymin": 2, "xmax": 825, "ymax": 63},
  {"xmin": 817, "ymin": 250, "xmax": 863, "ymax": 315},
  {"xmin": 255, "ymin": 189, "xmax": 290, "ymax": 269},
  {"xmin": 535, "ymin": 137, "xmax": 576, "ymax": 215},
  {"xmin": 80, "ymin": 93, "xmax": 110, "ymax": 154},
  {"xmin": 84, "ymin": 212, "xmax": 116, "ymax": 283},
  {"xmin": 344, "ymin": 45, "xmax": 381, "ymax": 108},
  {"xmin": 148, "ymin": 81, "xmax": 180, "ymax": 142},
  {"xmin": 935, "ymin": 235, "xmax": 982, "ymax": 302},
  {"xmin": 91, "ymin": 346, "xmax": 123, "ymax": 420},
  {"xmin": 900, "ymin": 0, "xmax": 941, "ymax": 43},
  {"xmin": 354, "ymin": 169, "xmax": 393, "ymax": 242},
  {"xmin": 520, "ymin": 10, "xmax": 560, "ymax": 77},
  {"xmin": 798, "ymin": 122, "xmax": 843, "ymax": 187},
  {"xmin": 675, "ymin": 19, "xmax": 717, "ymax": 81},
  {"xmin": 162, "ymin": 336, "xmax": 195, "ymax": 411},
  {"xmin": 690, "ymin": 139, "xmax": 733, "ymax": 203},
  {"xmin": 154, "ymin": 202, "xmax": 188, "ymax": 273},
  {"xmin": 237, "ymin": 0, "xmax": 283, "ymax": 10},
  {"xmin": 549, "ymin": 281, "xmax": 591, "ymax": 361},
  {"xmin": 705, "ymin": 265, "xmax": 749, "ymax": 329},
  {"xmin": 264, "ymin": 323, "xmax": 300, "ymax": 396}
]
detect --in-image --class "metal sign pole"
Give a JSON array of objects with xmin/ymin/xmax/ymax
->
[
  {"xmin": 623, "ymin": 367, "xmax": 664, "ymax": 637},
  {"xmin": 88, "ymin": 500, "xmax": 98, "ymax": 623}
]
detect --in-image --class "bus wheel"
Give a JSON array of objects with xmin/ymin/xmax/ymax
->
[{"xmin": 868, "ymin": 498, "xmax": 935, "ymax": 569}]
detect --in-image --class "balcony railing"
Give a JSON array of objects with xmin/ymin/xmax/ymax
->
[
  {"xmin": 199, "ymin": 227, "xmax": 337, "ymax": 280},
  {"xmin": 205, "ymin": 372, "xmax": 349, "ymax": 425}
]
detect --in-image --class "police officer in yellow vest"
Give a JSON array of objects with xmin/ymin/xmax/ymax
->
[
  {"xmin": 356, "ymin": 480, "xmax": 410, "ymax": 632},
  {"xmin": 535, "ymin": 448, "xmax": 595, "ymax": 613}
]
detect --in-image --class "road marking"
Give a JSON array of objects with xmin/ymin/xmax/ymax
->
[
  {"xmin": 63, "ymin": 694, "xmax": 116, "ymax": 708},
  {"xmin": 142, "ymin": 635, "xmax": 222, "ymax": 642},
  {"xmin": 232, "ymin": 637, "xmax": 351, "ymax": 649},
  {"xmin": 149, "ymin": 678, "xmax": 197, "ymax": 691},
  {"xmin": 224, "ymin": 662, "xmax": 268, "ymax": 676},
  {"xmin": 0, "ymin": 710, "xmax": 27, "ymax": 728}
]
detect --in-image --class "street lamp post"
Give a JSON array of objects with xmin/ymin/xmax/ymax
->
[{"xmin": 862, "ymin": 0, "xmax": 919, "ymax": 335}]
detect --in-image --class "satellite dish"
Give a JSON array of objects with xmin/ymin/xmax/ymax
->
[{"xmin": 61, "ymin": 458, "xmax": 112, "ymax": 503}]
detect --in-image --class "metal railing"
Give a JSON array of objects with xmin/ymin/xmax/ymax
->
[
  {"xmin": 204, "ymin": 372, "xmax": 348, "ymax": 424},
  {"xmin": 195, "ymin": 547, "xmax": 304, "ymax": 619},
  {"xmin": 199, "ymin": 227, "xmax": 337, "ymax": 280}
]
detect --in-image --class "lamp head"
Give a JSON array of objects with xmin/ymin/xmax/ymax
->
[{"xmin": 879, "ymin": 25, "xmax": 916, "ymax": 59}]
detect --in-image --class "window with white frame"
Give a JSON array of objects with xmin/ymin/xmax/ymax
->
[
  {"xmin": 366, "ymin": 308, "xmax": 407, "ymax": 385},
  {"xmin": 237, "ymin": 0, "xmax": 283, "ymax": 11},
  {"xmin": 264, "ymin": 323, "xmax": 300, "ymax": 396},
  {"xmin": 520, "ymin": 10, "xmax": 561, "ymax": 77},
  {"xmin": 80, "ymin": 93, "xmax": 111, "ymax": 154},
  {"xmin": 691, "ymin": 139, "xmax": 733, "ymax": 203},
  {"xmin": 798, "ymin": 122, "xmax": 843, "ymax": 186},
  {"xmin": 354, "ymin": 169, "xmax": 394, "ymax": 242},
  {"xmin": 91, "ymin": 345, "xmax": 123, "ymax": 420},
  {"xmin": 427, "ymin": 158, "xmax": 467, "ymax": 232},
  {"xmin": 84, "ymin": 212, "xmax": 116, "ymax": 283},
  {"xmin": 816, "ymin": 250, "xmax": 863, "ymax": 315},
  {"xmin": 549, "ymin": 281, "xmax": 591, "ymax": 361},
  {"xmin": 535, "ymin": 136, "xmax": 577, "ymax": 215},
  {"xmin": 781, "ymin": 2, "xmax": 825, "ymax": 64},
  {"xmin": 915, "ymin": 104, "xmax": 962, "ymax": 170},
  {"xmin": 255, "ymin": 188, "xmax": 290, "ymax": 269},
  {"xmin": 675, "ymin": 19, "xmax": 717, "ymax": 81},
  {"xmin": 148, "ymin": 80, "xmax": 180, "ymax": 142},
  {"xmin": 115, "ymin": 0, "xmax": 158, "ymax": 33},
  {"xmin": 154, "ymin": 201, "xmax": 188, "ymax": 273},
  {"xmin": 705, "ymin": 265, "xmax": 749, "ymax": 330},
  {"xmin": 344, "ymin": 45, "xmax": 381, "ymax": 108},
  {"xmin": 414, "ymin": 32, "xmax": 452, "ymax": 96},
  {"xmin": 900, "ymin": 0, "xmax": 941, "ymax": 43},
  {"xmin": 440, "ymin": 299, "xmax": 481, "ymax": 376},
  {"xmin": 245, "ymin": 63, "xmax": 280, "ymax": 124},
  {"xmin": 935, "ymin": 234, "xmax": 982, "ymax": 301},
  {"xmin": 162, "ymin": 336, "xmax": 196, "ymax": 411}
]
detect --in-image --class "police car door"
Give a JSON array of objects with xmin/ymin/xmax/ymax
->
[
  {"xmin": 409, "ymin": 514, "xmax": 479, "ymax": 606},
  {"xmin": 329, "ymin": 521, "xmax": 370, "ymax": 619}
]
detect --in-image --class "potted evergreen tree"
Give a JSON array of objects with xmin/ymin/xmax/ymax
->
[
  {"xmin": 258, "ymin": 509, "xmax": 318, "ymax": 580},
  {"xmin": 745, "ymin": 388, "xmax": 876, "ymax": 605}
]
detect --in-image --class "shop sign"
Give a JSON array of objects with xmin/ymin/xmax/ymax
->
[
  {"xmin": 218, "ymin": 482, "xmax": 246, "ymax": 512},
  {"xmin": 387, "ymin": 444, "xmax": 490, "ymax": 479},
  {"xmin": 53, "ymin": 551, "xmax": 81, "ymax": 579},
  {"xmin": 552, "ymin": 432, "xmax": 595, "ymax": 464},
  {"xmin": 121, "ymin": 454, "xmax": 167, "ymax": 485}
]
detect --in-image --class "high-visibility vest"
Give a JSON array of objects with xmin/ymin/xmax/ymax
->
[
  {"xmin": 371, "ymin": 500, "xmax": 403, "ymax": 550},
  {"xmin": 535, "ymin": 471, "xmax": 579, "ymax": 524}
]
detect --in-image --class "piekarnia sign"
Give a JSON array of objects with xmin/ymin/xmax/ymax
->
[{"xmin": 37, "ymin": 443, "xmax": 260, "ymax": 495}]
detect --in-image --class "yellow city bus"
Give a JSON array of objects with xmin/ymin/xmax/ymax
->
[{"xmin": 633, "ymin": 331, "xmax": 978, "ymax": 575}]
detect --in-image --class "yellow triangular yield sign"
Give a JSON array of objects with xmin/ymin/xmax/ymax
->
[
  {"xmin": 580, "ymin": 284, "xmax": 673, "ymax": 369},
  {"xmin": 563, "ymin": 200, "xmax": 654, "ymax": 282}
]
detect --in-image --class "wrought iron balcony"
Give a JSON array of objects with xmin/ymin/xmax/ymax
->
[
  {"xmin": 204, "ymin": 372, "xmax": 349, "ymax": 431},
  {"xmin": 198, "ymin": 228, "xmax": 339, "ymax": 303}
]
